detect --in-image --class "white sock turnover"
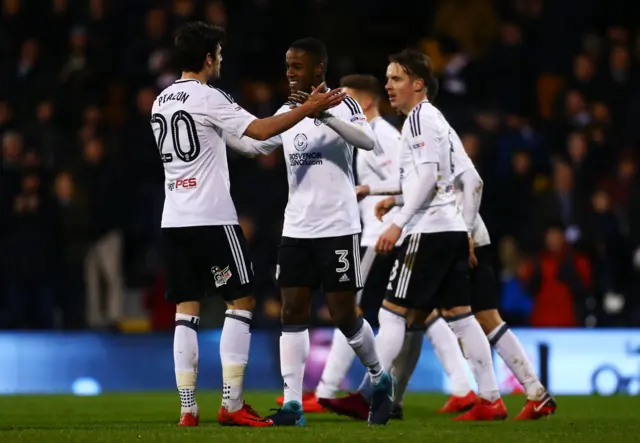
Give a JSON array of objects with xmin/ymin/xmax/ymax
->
[
  {"xmin": 426, "ymin": 316, "xmax": 472, "ymax": 397},
  {"xmin": 488, "ymin": 322, "xmax": 545, "ymax": 400},
  {"xmin": 220, "ymin": 309, "xmax": 252, "ymax": 413},
  {"xmin": 447, "ymin": 312, "xmax": 500, "ymax": 402},
  {"xmin": 281, "ymin": 326, "xmax": 310, "ymax": 406},
  {"xmin": 174, "ymin": 313, "xmax": 200, "ymax": 414}
]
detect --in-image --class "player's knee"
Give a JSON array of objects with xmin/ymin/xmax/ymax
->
[
  {"xmin": 227, "ymin": 295, "xmax": 256, "ymax": 312},
  {"xmin": 474, "ymin": 309, "xmax": 502, "ymax": 334},
  {"xmin": 281, "ymin": 298, "xmax": 310, "ymax": 325},
  {"xmin": 381, "ymin": 299, "xmax": 407, "ymax": 316},
  {"xmin": 176, "ymin": 301, "xmax": 200, "ymax": 317},
  {"xmin": 441, "ymin": 305, "xmax": 471, "ymax": 318}
]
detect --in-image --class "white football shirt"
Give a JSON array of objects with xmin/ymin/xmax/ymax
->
[
  {"xmin": 449, "ymin": 129, "xmax": 491, "ymax": 247},
  {"xmin": 151, "ymin": 79, "xmax": 257, "ymax": 228},
  {"xmin": 400, "ymin": 100, "xmax": 467, "ymax": 235},
  {"xmin": 251, "ymin": 96, "xmax": 369, "ymax": 238},
  {"xmin": 356, "ymin": 117, "xmax": 402, "ymax": 247}
]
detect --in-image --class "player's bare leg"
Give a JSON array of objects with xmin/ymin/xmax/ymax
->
[
  {"xmin": 268, "ymin": 287, "xmax": 313, "ymax": 426},
  {"xmin": 321, "ymin": 299, "xmax": 403, "ymax": 423},
  {"xmin": 217, "ymin": 294, "xmax": 273, "ymax": 427},
  {"xmin": 475, "ymin": 309, "xmax": 556, "ymax": 420},
  {"xmin": 175, "ymin": 301, "xmax": 201, "ymax": 427},
  {"xmin": 325, "ymin": 290, "xmax": 393, "ymax": 425},
  {"xmin": 389, "ymin": 323, "xmax": 424, "ymax": 419},
  {"xmin": 441, "ymin": 306, "xmax": 506, "ymax": 421}
]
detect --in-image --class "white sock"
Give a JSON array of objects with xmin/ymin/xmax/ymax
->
[
  {"xmin": 174, "ymin": 313, "xmax": 199, "ymax": 415},
  {"xmin": 220, "ymin": 309, "xmax": 252, "ymax": 413},
  {"xmin": 281, "ymin": 326, "xmax": 310, "ymax": 406},
  {"xmin": 447, "ymin": 313, "xmax": 500, "ymax": 402},
  {"xmin": 488, "ymin": 322, "xmax": 545, "ymax": 400},
  {"xmin": 358, "ymin": 308, "xmax": 405, "ymax": 396},
  {"xmin": 316, "ymin": 328, "xmax": 356, "ymax": 399},
  {"xmin": 391, "ymin": 328, "xmax": 424, "ymax": 406},
  {"xmin": 343, "ymin": 317, "xmax": 383, "ymax": 385},
  {"xmin": 426, "ymin": 317, "xmax": 472, "ymax": 397}
]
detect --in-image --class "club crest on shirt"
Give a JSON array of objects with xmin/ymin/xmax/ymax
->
[
  {"xmin": 294, "ymin": 133, "xmax": 308, "ymax": 151},
  {"xmin": 211, "ymin": 265, "xmax": 232, "ymax": 287},
  {"xmin": 314, "ymin": 118, "xmax": 322, "ymax": 126}
]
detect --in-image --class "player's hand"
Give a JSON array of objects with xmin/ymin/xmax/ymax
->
[
  {"xmin": 376, "ymin": 223, "xmax": 402, "ymax": 254},
  {"xmin": 302, "ymin": 82, "xmax": 346, "ymax": 114},
  {"xmin": 375, "ymin": 197, "xmax": 396, "ymax": 221},
  {"xmin": 288, "ymin": 91, "xmax": 309, "ymax": 109},
  {"xmin": 355, "ymin": 185, "xmax": 370, "ymax": 202},
  {"xmin": 468, "ymin": 236, "xmax": 478, "ymax": 268}
]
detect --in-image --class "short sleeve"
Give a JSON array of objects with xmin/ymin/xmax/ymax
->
[
  {"xmin": 408, "ymin": 112, "xmax": 439, "ymax": 165},
  {"xmin": 204, "ymin": 88, "xmax": 257, "ymax": 138}
]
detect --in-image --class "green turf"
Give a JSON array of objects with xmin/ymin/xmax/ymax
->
[{"xmin": 0, "ymin": 392, "xmax": 638, "ymax": 443}]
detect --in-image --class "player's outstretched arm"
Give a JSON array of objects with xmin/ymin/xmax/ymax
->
[
  {"xmin": 289, "ymin": 89, "xmax": 375, "ymax": 150},
  {"xmin": 458, "ymin": 167, "xmax": 484, "ymax": 235},
  {"xmin": 320, "ymin": 113, "xmax": 375, "ymax": 150},
  {"xmin": 225, "ymin": 131, "xmax": 281, "ymax": 157},
  {"xmin": 206, "ymin": 85, "xmax": 345, "ymax": 142},
  {"xmin": 245, "ymin": 83, "xmax": 346, "ymax": 140},
  {"xmin": 374, "ymin": 195, "xmax": 404, "ymax": 221}
]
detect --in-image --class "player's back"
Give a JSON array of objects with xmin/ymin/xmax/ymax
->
[
  {"xmin": 276, "ymin": 98, "xmax": 364, "ymax": 238},
  {"xmin": 357, "ymin": 116, "xmax": 401, "ymax": 246},
  {"xmin": 151, "ymin": 79, "xmax": 237, "ymax": 228},
  {"xmin": 400, "ymin": 100, "xmax": 466, "ymax": 234},
  {"xmin": 449, "ymin": 127, "xmax": 491, "ymax": 246}
]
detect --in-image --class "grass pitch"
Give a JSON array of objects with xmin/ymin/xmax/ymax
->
[{"xmin": 0, "ymin": 392, "xmax": 638, "ymax": 443}]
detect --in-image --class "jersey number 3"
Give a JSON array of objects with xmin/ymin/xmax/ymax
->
[{"xmin": 151, "ymin": 111, "xmax": 201, "ymax": 163}]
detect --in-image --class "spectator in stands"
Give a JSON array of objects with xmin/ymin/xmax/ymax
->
[{"xmin": 520, "ymin": 225, "xmax": 592, "ymax": 327}]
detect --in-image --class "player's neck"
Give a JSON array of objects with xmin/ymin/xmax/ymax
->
[
  {"xmin": 181, "ymin": 71, "xmax": 209, "ymax": 84},
  {"xmin": 401, "ymin": 93, "xmax": 427, "ymax": 116},
  {"xmin": 365, "ymin": 109, "xmax": 380, "ymax": 123},
  {"xmin": 311, "ymin": 79, "xmax": 326, "ymax": 92}
]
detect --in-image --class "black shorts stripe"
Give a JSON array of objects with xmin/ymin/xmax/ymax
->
[{"xmin": 223, "ymin": 225, "xmax": 249, "ymax": 284}]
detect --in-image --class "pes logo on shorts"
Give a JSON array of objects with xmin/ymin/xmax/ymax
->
[
  {"xmin": 211, "ymin": 265, "xmax": 232, "ymax": 288},
  {"xmin": 294, "ymin": 133, "xmax": 308, "ymax": 151},
  {"xmin": 167, "ymin": 177, "xmax": 197, "ymax": 191}
]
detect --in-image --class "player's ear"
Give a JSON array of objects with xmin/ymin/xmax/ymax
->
[
  {"xmin": 413, "ymin": 77, "xmax": 425, "ymax": 93},
  {"xmin": 315, "ymin": 62, "xmax": 325, "ymax": 78}
]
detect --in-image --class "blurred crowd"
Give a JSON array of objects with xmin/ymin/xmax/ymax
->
[{"xmin": 1, "ymin": 0, "xmax": 639, "ymax": 331}]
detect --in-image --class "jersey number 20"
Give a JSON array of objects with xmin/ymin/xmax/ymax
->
[{"xmin": 151, "ymin": 111, "xmax": 201, "ymax": 163}]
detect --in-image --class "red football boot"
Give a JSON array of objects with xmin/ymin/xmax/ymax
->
[
  {"xmin": 515, "ymin": 393, "xmax": 557, "ymax": 420},
  {"xmin": 178, "ymin": 412, "xmax": 199, "ymax": 427},
  {"xmin": 218, "ymin": 403, "xmax": 274, "ymax": 427},
  {"xmin": 276, "ymin": 392, "xmax": 328, "ymax": 413},
  {"xmin": 438, "ymin": 391, "xmax": 479, "ymax": 413},
  {"xmin": 453, "ymin": 397, "xmax": 508, "ymax": 421},
  {"xmin": 276, "ymin": 392, "xmax": 329, "ymax": 414},
  {"xmin": 318, "ymin": 392, "xmax": 369, "ymax": 420}
]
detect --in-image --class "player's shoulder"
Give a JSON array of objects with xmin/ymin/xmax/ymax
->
[
  {"xmin": 338, "ymin": 94, "xmax": 364, "ymax": 117},
  {"xmin": 205, "ymin": 85, "xmax": 237, "ymax": 104},
  {"xmin": 371, "ymin": 116, "xmax": 400, "ymax": 137},
  {"xmin": 405, "ymin": 100, "xmax": 446, "ymax": 136}
]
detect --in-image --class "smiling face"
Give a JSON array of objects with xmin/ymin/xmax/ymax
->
[{"xmin": 286, "ymin": 48, "xmax": 322, "ymax": 93}]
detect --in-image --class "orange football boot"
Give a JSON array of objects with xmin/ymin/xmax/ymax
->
[
  {"xmin": 515, "ymin": 393, "xmax": 557, "ymax": 420},
  {"xmin": 218, "ymin": 403, "xmax": 274, "ymax": 427},
  {"xmin": 438, "ymin": 391, "xmax": 479, "ymax": 413},
  {"xmin": 453, "ymin": 397, "xmax": 508, "ymax": 421},
  {"xmin": 178, "ymin": 412, "xmax": 199, "ymax": 427},
  {"xmin": 276, "ymin": 392, "xmax": 328, "ymax": 413}
]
